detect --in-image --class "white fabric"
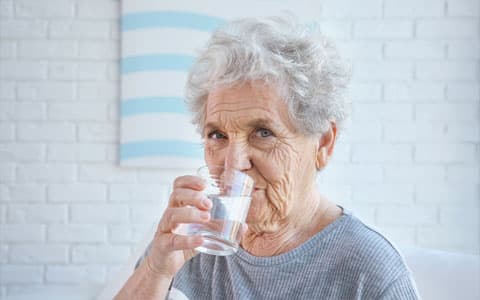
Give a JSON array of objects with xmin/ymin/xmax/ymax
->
[{"xmin": 402, "ymin": 247, "xmax": 480, "ymax": 300}]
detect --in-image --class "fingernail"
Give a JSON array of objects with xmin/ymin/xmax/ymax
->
[
  {"xmin": 194, "ymin": 236, "xmax": 204, "ymax": 245},
  {"xmin": 202, "ymin": 197, "xmax": 212, "ymax": 208},
  {"xmin": 200, "ymin": 211, "xmax": 210, "ymax": 220}
]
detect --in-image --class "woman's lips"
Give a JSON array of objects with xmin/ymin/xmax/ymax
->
[{"xmin": 252, "ymin": 188, "xmax": 264, "ymax": 197}]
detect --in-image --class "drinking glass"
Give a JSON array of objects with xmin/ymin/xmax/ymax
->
[{"xmin": 175, "ymin": 165, "xmax": 254, "ymax": 256}]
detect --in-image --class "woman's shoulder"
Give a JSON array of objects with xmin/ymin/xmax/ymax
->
[
  {"xmin": 323, "ymin": 210, "xmax": 412, "ymax": 276},
  {"xmin": 318, "ymin": 210, "xmax": 420, "ymax": 298}
]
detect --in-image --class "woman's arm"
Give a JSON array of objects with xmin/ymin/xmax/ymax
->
[{"xmin": 114, "ymin": 255, "xmax": 172, "ymax": 300}]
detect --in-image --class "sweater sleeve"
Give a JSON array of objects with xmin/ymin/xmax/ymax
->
[{"xmin": 378, "ymin": 273, "xmax": 422, "ymax": 300}]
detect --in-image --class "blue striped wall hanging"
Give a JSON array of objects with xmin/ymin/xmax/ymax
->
[{"xmin": 120, "ymin": 0, "xmax": 321, "ymax": 168}]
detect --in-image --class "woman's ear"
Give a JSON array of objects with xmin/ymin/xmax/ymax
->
[{"xmin": 315, "ymin": 122, "xmax": 337, "ymax": 170}]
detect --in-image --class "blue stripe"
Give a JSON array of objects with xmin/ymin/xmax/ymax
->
[
  {"xmin": 121, "ymin": 97, "xmax": 187, "ymax": 116},
  {"xmin": 122, "ymin": 11, "xmax": 224, "ymax": 31},
  {"xmin": 121, "ymin": 140, "xmax": 203, "ymax": 160},
  {"xmin": 121, "ymin": 54, "xmax": 193, "ymax": 73}
]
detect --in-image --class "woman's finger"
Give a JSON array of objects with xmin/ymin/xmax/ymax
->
[
  {"xmin": 157, "ymin": 206, "xmax": 210, "ymax": 233},
  {"xmin": 156, "ymin": 233, "xmax": 204, "ymax": 252},
  {"xmin": 173, "ymin": 175, "xmax": 206, "ymax": 190},
  {"xmin": 169, "ymin": 188, "xmax": 212, "ymax": 209}
]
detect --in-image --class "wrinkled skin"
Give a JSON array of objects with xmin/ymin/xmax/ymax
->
[
  {"xmin": 144, "ymin": 80, "xmax": 341, "ymax": 281},
  {"xmin": 203, "ymin": 81, "xmax": 341, "ymax": 256}
]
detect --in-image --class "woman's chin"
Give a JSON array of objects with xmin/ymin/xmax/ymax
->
[
  {"xmin": 246, "ymin": 213, "xmax": 280, "ymax": 234},
  {"xmin": 245, "ymin": 201, "xmax": 268, "ymax": 225},
  {"xmin": 245, "ymin": 212, "xmax": 259, "ymax": 226}
]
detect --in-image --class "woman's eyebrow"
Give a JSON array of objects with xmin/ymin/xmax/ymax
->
[
  {"xmin": 247, "ymin": 118, "xmax": 278, "ymax": 129},
  {"xmin": 202, "ymin": 123, "xmax": 219, "ymax": 136},
  {"xmin": 204, "ymin": 122, "xmax": 217, "ymax": 130},
  {"xmin": 203, "ymin": 118, "xmax": 282, "ymax": 134}
]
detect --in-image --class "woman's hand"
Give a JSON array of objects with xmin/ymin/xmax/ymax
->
[
  {"xmin": 144, "ymin": 175, "xmax": 212, "ymax": 280},
  {"xmin": 114, "ymin": 175, "xmax": 211, "ymax": 300}
]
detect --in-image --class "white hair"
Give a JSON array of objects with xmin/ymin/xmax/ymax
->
[{"xmin": 185, "ymin": 16, "xmax": 350, "ymax": 136}]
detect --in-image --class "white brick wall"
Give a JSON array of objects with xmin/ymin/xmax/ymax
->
[
  {"xmin": 416, "ymin": 19, "xmax": 479, "ymax": 38},
  {"xmin": 0, "ymin": 265, "xmax": 44, "ymax": 284},
  {"xmin": 14, "ymin": 0, "xmax": 74, "ymax": 17},
  {"xmin": 448, "ymin": 0, "xmax": 480, "ymax": 17},
  {"xmin": 70, "ymin": 204, "xmax": 129, "ymax": 223},
  {"xmin": 0, "ymin": 20, "xmax": 48, "ymax": 38},
  {"xmin": 7, "ymin": 204, "xmax": 67, "ymax": 223},
  {"xmin": 47, "ymin": 224, "xmax": 106, "ymax": 243},
  {"xmin": 0, "ymin": 0, "xmax": 479, "ymax": 298},
  {"xmin": 354, "ymin": 20, "xmax": 414, "ymax": 39},
  {"xmin": 46, "ymin": 265, "xmax": 106, "ymax": 284},
  {"xmin": 72, "ymin": 245, "xmax": 131, "ymax": 264},
  {"xmin": 1, "ymin": 224, "xmax": 46, "ymax": 242},
  {"xmin": 384, "ymin": 0, "xmax": 445, "ymax": 17},
  {"xmin": 9, "ymin": 244, "xmax": 69, "ymax": 264}
]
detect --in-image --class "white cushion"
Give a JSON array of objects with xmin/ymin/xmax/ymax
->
[{"xmin": 402, "ymin": 247, "xmax": 480, "ymax": 300}]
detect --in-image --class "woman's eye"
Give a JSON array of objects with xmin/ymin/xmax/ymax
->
[
  {"xmin": 208, "ymin": 131, "xmax": 227, "ymax": 140},
  {"xmin": 255, "ymin": 128, "xmax": 273, "ymax": 138}
]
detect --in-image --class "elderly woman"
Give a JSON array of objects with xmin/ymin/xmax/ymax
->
[{"xmin": 115, "ymin": 17, "xmax": 420, "ymax": 299}]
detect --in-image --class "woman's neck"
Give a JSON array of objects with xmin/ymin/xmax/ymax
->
[{"xmin": 241, "ymin": 194, "xmax": 342, "ymax": 257}]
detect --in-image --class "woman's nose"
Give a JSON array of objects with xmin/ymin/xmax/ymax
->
[{"xmin": 224, "ymin": 141, "xmax": 252, "ymax": 171}]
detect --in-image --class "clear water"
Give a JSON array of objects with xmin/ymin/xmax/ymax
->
[{"xmin": 176, "ymin": 195, "xmax": 251, "ymax": 256}]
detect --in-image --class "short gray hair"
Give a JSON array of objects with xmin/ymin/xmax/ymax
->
[{"xmin": 185, "ymin": 16, "xmax": 350, "ymax": 136}]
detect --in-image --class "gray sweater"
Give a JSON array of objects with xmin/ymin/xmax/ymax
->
[{"xmin": 168, "ymin": 211, "xmax": 421, "ymax": 299}]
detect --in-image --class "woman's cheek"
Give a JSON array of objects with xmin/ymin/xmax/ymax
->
[
  {"xmin": 246, "ymin": 193, "xmax": 260, "ymax": 223},
  {"xmin": 205, "ymin": 144, "xmax": 226, "ymax": 165},
  {"xmin": 256, "ymin": 146, "xmax": 285, "ymax": 176}
]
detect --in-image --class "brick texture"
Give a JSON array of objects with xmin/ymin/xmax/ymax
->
[{"xmin": 0, "ymin": 0, "xmax": 478, "ymax": 296}]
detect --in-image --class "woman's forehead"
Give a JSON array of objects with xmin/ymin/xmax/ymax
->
[
  {"xmin": 208, "ymin": 81, "xmax": 280, "ymax": 104},
  {"xmin": 204, "ymin": 82, "xmax": 295, "ymax": 130},
  {"xmin": 205, "ymin": 82, "xmax": 285, "ymax": 115}
]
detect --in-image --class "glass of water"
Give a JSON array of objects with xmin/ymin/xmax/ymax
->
[{"xmin": 175, "ymin": 165, "xmax": 254, "ymax": 256}]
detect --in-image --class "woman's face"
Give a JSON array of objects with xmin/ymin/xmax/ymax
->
[{"xmin": 203, "ymin": 81, "xmax": 321, "ymax": 233}]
